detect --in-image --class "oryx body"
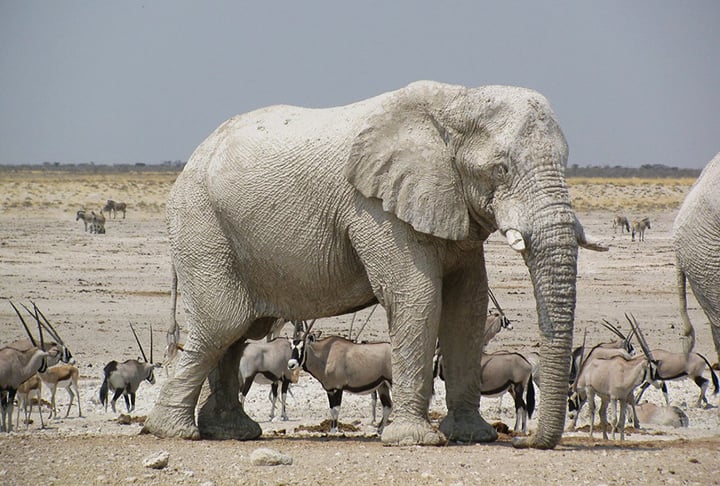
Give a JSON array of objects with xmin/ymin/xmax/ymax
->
[
  {"xmin": 99, "ymin": 359, "xmax": 156, "ymax": 413},
  {"xmin": 239, "ymin": 338, "xmax": 297, "ymax": 421},
  {"xmin": 636, "ymin": 349, "xmax": 719, "ymax": 407},
  {"xmin": 575, "ymin": 354, "xmax": 655, "ymax": 440},
  {"xmin": 0, "ymin": 345, "xmax": 48, "ymax": 432},
  {"xmin": 570, "ymin": 315, "xmax": 658, "ymax": 441},
  {"xmin": 288, "ymin": 334, "xmax": 392, "ymax": 434},
  {"xmin": 99, "ymin": 323, "xmax": 158, "ymax": 413},
  {"xmin": 479, "ymin": 351, "xmax": 536, "ymax": 433}
]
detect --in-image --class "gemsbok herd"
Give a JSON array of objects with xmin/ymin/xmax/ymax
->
[{"xmin": 6, "ymin": 198, "xmax": 720, "ymax": 445}]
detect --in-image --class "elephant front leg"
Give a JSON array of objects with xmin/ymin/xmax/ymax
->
[
  {"xmin": 197, "ymin": 339, "xmax": 262, "ymax": 440},
  {"xmin": 437, "ymin": 266, "xmax": 498, "ymax": 443},
  {"xmin": 380, "ymin": 292, "xmax": 446, "ymax": 446}
]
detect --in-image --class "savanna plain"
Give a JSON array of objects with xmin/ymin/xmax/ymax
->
[{"xmin": 0, "ymin": 169, "xmax": 718, "ymax": 485}]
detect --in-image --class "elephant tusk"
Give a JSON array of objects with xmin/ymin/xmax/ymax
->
[{"xmin": 505, "ymin": 229, "xmax": 526, "ymax": 251}]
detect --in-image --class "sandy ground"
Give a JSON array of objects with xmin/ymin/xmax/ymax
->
[{"xmin": 1, "ymin": 171, "xmax": 719, "ymax": 485}]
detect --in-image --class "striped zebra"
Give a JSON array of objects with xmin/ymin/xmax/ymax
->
[
  {"xmin": 613, "ymin": 215, "xmax": 630, "ymax": 234},
  {"xmin": 75, "ymin": 210, "xmax": 94, "ymax": 232},
  {"xmin": 631, "ymin": 217, "xmax": 651, "ymax": 242},
  {"xmin": 88, "ymin": 211, "xmax": 106, "ymax": 234},
  {"xmin": 102, "ymin": 199, "xmax": 127, "ymax": 219}
]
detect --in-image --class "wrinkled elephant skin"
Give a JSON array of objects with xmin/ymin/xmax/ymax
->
[{"xmin": 142, "ymin": 81, "xmax": 605, "ymax": 448}]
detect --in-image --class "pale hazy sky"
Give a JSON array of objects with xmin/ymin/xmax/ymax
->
[{"xmin": 1, "ymin": 1, "xmax": 718, "ymax": 168}]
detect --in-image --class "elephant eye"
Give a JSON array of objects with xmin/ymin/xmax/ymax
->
[{"xmin": 492, "ymin": 162, "xmax": 509, "ymax": 182}]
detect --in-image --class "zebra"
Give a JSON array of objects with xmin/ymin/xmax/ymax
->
[
  {"xmin": 102, "ymin": 199, "xmax": 127, "ymax": 219},
  {"xmin": 76, "ymin": 210, "xmax": 94, "ymax": 232},
  {"xmin": 631, "ymin": 217, "xmax": 651, "ymax": 242},
  {"xmin": 88, "ymin": 211, "xmax": 106, "ymax": 234},
  {"xmin": 613, "ymin": 215, "xmax": 630, "ymax": 234}
]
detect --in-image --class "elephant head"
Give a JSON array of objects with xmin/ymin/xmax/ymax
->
[{"xmin": 346, "ymin": 81, "xmax": 607, "ymax": 448}]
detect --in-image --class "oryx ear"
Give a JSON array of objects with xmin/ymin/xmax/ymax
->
[{"xmin": 345, "ymin": 83, "xmax": 469, "ymax": 240}]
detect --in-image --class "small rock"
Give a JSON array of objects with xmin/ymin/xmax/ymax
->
[
  {"xmin": 250, "ymin": 447, "xmax": 293, "ymax": 466},
  {"xmin": 143, "ymin": 451, "xmax": 170, "ymax": 469}
]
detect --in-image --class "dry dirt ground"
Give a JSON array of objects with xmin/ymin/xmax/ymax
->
[{"xmin": 1, "ymin": 170, "xmax": 719, "ymax": 485}]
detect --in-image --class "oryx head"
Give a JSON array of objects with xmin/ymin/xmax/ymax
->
[
  {"xmin": 10, "ymin": 300, "xmax": 49, "ymax": 372},
  {"xmin": 288, "ymin": 319, "xmax": 319, "ymax": 371},
  {"xmin": 625, "ymin": 313, "xmax": 660, "ymax": 382},
  {"xmin": 30, "ymin": 302, "xmax": 75, "ymax": 364},
  {"xmin": 601, "ymin": 319, "xmax": 635, "ymax": 355},
  {"xmin": 130, "ymin": 322, "xmax": 159, "ymax": 384}
]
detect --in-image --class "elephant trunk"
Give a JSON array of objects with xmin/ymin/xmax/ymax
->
[{"xmin": 517, "ymin": 205, "xmax": 578, "ymax": 448}]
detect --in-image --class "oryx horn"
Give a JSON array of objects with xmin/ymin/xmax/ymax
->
[
  {"xmin": 353, "ymin": 304, "xmax": 378, "ymax": 342},
  {"xmin": 625, "ymin": 313, "xmax": 654, "ymax": 362},
  {"xmin": 130, "ymin": 322, "xmax": 150, "ymax": 363},
  {"xmin": 32, "ymin": 302, "xmax": 66, "ymax": 345},
  {"xmin": 600, "ymin": 319, "xmax": 627, "ymax": 341},
  {"xmin": 488, "ymin": 287, "xmax": 504, "ymax": 315},
  {"xmin": 304, "ymin": 319, "xmax": 317, "ymax": 335},
  {"xmin": 10, "ymin": 301, "xmax": 37, "ymax": 347}
]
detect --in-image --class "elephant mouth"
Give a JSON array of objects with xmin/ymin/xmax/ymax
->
[{"xmin": 467, "ymin": 204, "xmax": 497, "ymax": 237}]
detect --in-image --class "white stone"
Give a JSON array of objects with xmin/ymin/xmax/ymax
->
[
  {"xmin": 250, "ymin": 447, "xmax": 293, "ymax": 466},
  {"xmin": 143, "ymin": 451, "xmax": 170, "ymax": 469}
]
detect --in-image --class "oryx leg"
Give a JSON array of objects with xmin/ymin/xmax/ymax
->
[
  {"xmin": 327, "ymin": 389, "xmax": 343, "ymax": 433},
  {"xmin": 378, "ymin": 383, "xmax": 392, "ymax": 434},
  {"xmin": 599, "ymin": 398, "xmax": 609, "ymax": 440},
  {"xmin": 510, "ymin": 384, "xmax": 528, "ymax": 433},
  {"xmin": 279, "ymin": 377, "xmax": 290, "ymax": 421},
  {"xmin": 617, "ymin": 399, "xmax": 628, "ymax": 441},
  {"xmin": 110, "ymin": 387, "xmax": 124, "ymax": 413},
  {"xmin": 369, "ymin": 390, "xmax": 378, "ymax": 425},
  {"xmin": 4, "ymin": 390, "xmax": 16, "ymax": 433},
  {"xmin": 269, "ymin": 381, "xmax": 279, "ymax": 421},
  {"xmin": 239, "ymin": 375, "xmax": 254, "ymax": 408},
  {"xmin": 129, "ymin": 391, "xmax": 136, "ymax": 412},
  {"xmin": 694, "ymin": 375, "xmax": 710, "ymax": 407}
]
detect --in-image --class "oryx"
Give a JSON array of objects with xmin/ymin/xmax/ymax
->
[
  {"xmin": 0, "ymin": 302, "xmax": 50, "ymax": 432},
  {"xmin": 570, "ymin": 314, "xmax": 659, "ymax": 440},
  {"xmin": 568, "ymin": 319, "xmax": 635, "ymax": 385},
  {"xmin": 99, "ymin": 323, "xmax": 159, "ymax": 413},
  {"xmin": 288, "ymin": 321, "xmax": 392, "ymax": 434},
  {"xmin": 239, "ymin": 337, "xmax": 299, "ymax": 421}
]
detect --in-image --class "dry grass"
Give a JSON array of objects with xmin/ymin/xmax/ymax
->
[
  {"xmin": 0, "ymin": 170, "xmax": 696, "ymax": 215},
  {"xmin": 0, "ymin": 169, "xmax": 178, "ymax": 216},
  {"xmin": 567, "ymin": 177, "xmax": 695, "ymax": 212}
]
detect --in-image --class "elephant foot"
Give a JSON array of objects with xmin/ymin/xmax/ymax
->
[
  {"xmin": 197, "ymin": 397, "xmax": 261, "ymax": 440},
  {"xmin": 439, "ymin": 410, "xmax": 498, "ymax": 443},
  {"xmin": 381, "ymin": 418, "xmax": 446, "ymax": 446},
  {"xmin": 511, "ymin": 430, "xmax": 561, "ymax": 450},
  {"xmin": 141, "ymin": 403, "xmax": 201, "ymax": 440}
]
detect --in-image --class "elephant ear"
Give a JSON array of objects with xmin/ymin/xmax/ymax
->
[{"xmin": 345, "ymin": 99, "xmax": 469, "ymax": 240}]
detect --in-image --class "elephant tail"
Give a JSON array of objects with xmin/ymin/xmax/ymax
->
[
  {"xmin": 526, "ymin": 375, "xmax": 536, "ymax": 419},
  {"xmin": 165, "ymin": 263, "xmax": 182, "ymax": 363},
  {"xmin": 676, "ymin": 264, "xmax": 696, "ymax": 354}
]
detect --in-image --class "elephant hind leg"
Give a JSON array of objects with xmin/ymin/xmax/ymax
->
[
  {"xmin": 197, "ymin": 338, "xmax": 262, "ymax": 440},
  {"xmin": 144, "ymin": 314, "xmax": 259, "ymax": 440}
]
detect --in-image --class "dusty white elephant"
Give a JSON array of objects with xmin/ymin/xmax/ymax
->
[
  {"xmin": 674, "ymin": 152, "xmax": 720, "ymax": 360},
  {"xmin": 142, "ymin": 81, "xmax": 606, "ymax": 448}
]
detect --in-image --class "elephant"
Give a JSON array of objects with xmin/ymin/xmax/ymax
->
[
  {"xmin": 142, "ymin": 80, "xmax": 607, "ymax": 449},
  {"xmin": 674, "ymin": 152, "xmax": 720, "ymax": 360}
]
